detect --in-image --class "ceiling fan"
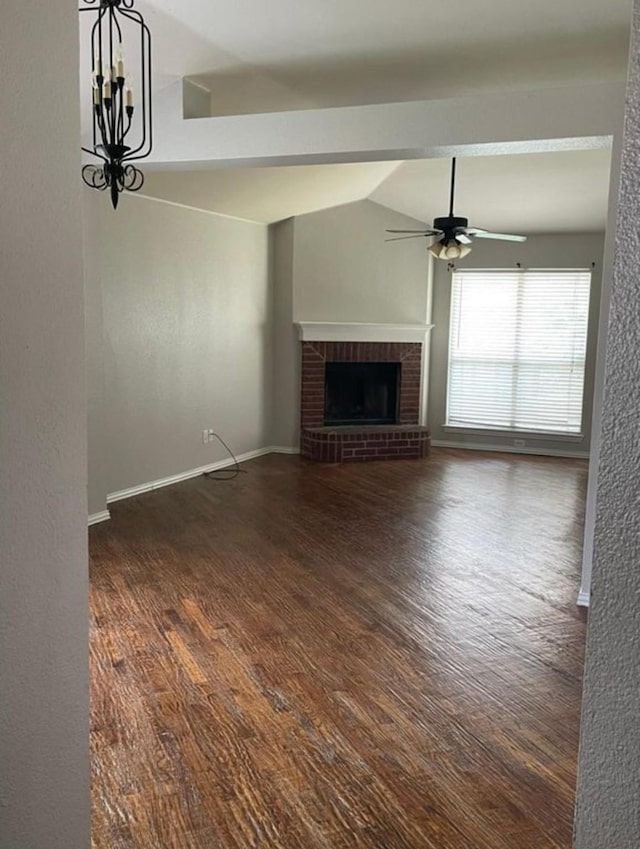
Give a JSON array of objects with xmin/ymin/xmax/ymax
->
[{"xmin": 386, "ymin": 158, "xmax": 527, "ymax": 260}]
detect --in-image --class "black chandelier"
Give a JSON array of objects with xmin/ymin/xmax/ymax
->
[{"xmin": 79, "ymin": 0, "xmax": 152, "ymax": 209}]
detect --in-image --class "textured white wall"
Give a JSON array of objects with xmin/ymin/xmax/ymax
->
[
  {"xmin": 84, "ymin": 193, "xmax": 272, "ymax": 504},
  {"xmin": 574, "ymin": 3, "xmax": 640, "ymax": 845},
  {"xmin": 579, "ymin": 133, "xmax": 625, "ymax": 604},
  {"xmin": 0, "ymin": 2, "xmax": 89, "ymax": 847}
]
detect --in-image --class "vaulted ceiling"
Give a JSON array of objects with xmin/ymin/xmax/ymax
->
[
  {"xmin": 369, "ymin": 149, "xmax": 612, "ymax": 234},
  {"xmin": 140, "ymin": 148, "xmax": 612, "ymax": 230},
  {"xmin": 80, "ymin": 1, "xmax": 628, "ymax": 229}
]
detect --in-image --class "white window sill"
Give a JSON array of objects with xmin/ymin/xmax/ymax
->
[{"xmin": 442, "ymin": 424, "xmax": 584, "ymax": 443}]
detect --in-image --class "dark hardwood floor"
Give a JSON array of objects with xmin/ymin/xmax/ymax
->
[{"xmin": 90, "ymin": 448, "xmax": 588, "ymax": 849}]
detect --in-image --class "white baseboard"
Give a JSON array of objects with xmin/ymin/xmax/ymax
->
[
  {"xmin": 106, "ymin": 446, "xmax": 274, "ymax": 505},
  {"xmin": 577, "ymin": 589, "xmax": 591, "ymax": 607},
  {"xmin": 90, "ymin": 446, "xmax": 297, "ymax": 519},
  {"xmin": 430, "ymin": 440, "xmax": 589, "ymax": 460},
  {"xmin": 88, "ymin": 510, "xmax": 111, "ymax": 527}
]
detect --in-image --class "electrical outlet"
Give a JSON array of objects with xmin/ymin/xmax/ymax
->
[
  {"xmin": 202, "ymin": 429, "xmax": 209, "ymax": 444},
  {"xmin": 514, "ymin": 438, "xmax": 525, "ymax": 448},
  {"xmin": 207, "ymin": 429, "xmax": 216, "ymax": 443}
]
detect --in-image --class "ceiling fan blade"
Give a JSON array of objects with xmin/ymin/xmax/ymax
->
[
  {"xmin": 467, "ymin": 228, "xmax": 527, "ymax": 242},
  {"xmin": 386, "ymin": 229, "xmax": 439, "ymax": 235},
  {"xmin": 454, "ymin": 232, "xmax": 473, "ymax": 245},
  {"xmin": 385, "ymin": 234, "xmax": 430, "ymax": 242}
]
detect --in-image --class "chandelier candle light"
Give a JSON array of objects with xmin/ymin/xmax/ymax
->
[{"xmin": 80, "ymin": 0, "xmax": 152, "ymax": 209}]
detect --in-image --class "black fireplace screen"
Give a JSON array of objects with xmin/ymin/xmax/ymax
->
[{"xmin": 324, "ymin": 362, "xmax": 400, "ymax": 426}]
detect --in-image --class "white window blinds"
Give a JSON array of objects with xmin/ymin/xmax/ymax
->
[{"xmin": 446, "ymin": 269, "xmax": 591, "ymax": 434}]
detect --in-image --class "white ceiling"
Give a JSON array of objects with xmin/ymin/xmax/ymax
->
[
  {"xmin": 81, "ymin": 2, "xmax": 620, "ymax": 230},
  {"xmin": 143, "ymin": 0, "xmax": 631, "ymax": 67},
  {"xmin": 137, "ymin": 0, "xmax": 632, "ymax": 112},
  {"xmin": 140, "ymin": 149, "xmax": 612, "ymax": 231},
  {"xmin": 370, "ymin": 149, "xmax": 612, "ymax": 234},
  {"xmin": 140, "ymin": 161, "xmax": 401, "ymax": 223}
]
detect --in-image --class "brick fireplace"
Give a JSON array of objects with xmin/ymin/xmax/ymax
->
[{"xmin": 297, "ymin": 325, "xmax": 431, "ymax": 462}]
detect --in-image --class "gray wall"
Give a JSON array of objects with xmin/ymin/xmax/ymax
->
[
  {"xmin": 0, "ymin": 1, "xmax": 89, "ymax": 847},
  {"xmin": 270, "ymin": 199, "xmax": 429, "ymax": 448},
  {"xmin": 428, "ymin": 233, "xmax": 605, "ymax": 457},
  {"xmin": 83, "ymin": 193, "xmax": 109, "ymax": 516},
  {"xmin": 84, "ymin": 193, "xmax": 272, "ymax": 511},
  {"xmin": 292, "ymin": 199, "xmax": 429, "ymax": 322},
  {"xmin": 574, "ymin": 2, "xmax": 640, "ymax": 845},
  {"xmin": 271, "ymin": 218, "xmax": 299, "ymax": 448}
]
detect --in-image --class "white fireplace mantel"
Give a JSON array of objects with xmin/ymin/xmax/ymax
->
[{"xmin": 295, "ymin": 322, "xmax": 434, "ymax": 344}]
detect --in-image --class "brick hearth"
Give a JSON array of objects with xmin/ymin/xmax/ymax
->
[
  {"xmin": 300, "ymin": 341, "xmax": 430, "ymax": 462},
  {"xmin": 302, "ymin": 425, "xmax": 431, "ymax": 462}
]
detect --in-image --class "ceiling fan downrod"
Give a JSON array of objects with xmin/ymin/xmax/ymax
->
[
  {"xmin": 449, "ymin": 157, "xmax": 457, "ymax": 218},
  {"xmin": 383, "ymin": 156, "xmax": 528, "ymax": 259}
]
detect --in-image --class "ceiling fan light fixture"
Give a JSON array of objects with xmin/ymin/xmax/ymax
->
[
  {"xmin": 386, "ymin": 158, "xmax": 527, "ymax": 258},
  {"xmin": 429, "ymin": 239, "xmax": 472, "ymax": 261}
]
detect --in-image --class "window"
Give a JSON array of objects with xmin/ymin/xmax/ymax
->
[{"xmin": 446, "ymin": 268, "xmax": 591, "ymax": 434}]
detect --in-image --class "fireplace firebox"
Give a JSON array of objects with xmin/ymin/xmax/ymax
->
[
  {"xmin": 324, "ymin": 362, "xmax": 399, "ymax": 426},
  {"xmin": 299, "ymin": 340, "xmax": 430, "ymax": 462}
]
